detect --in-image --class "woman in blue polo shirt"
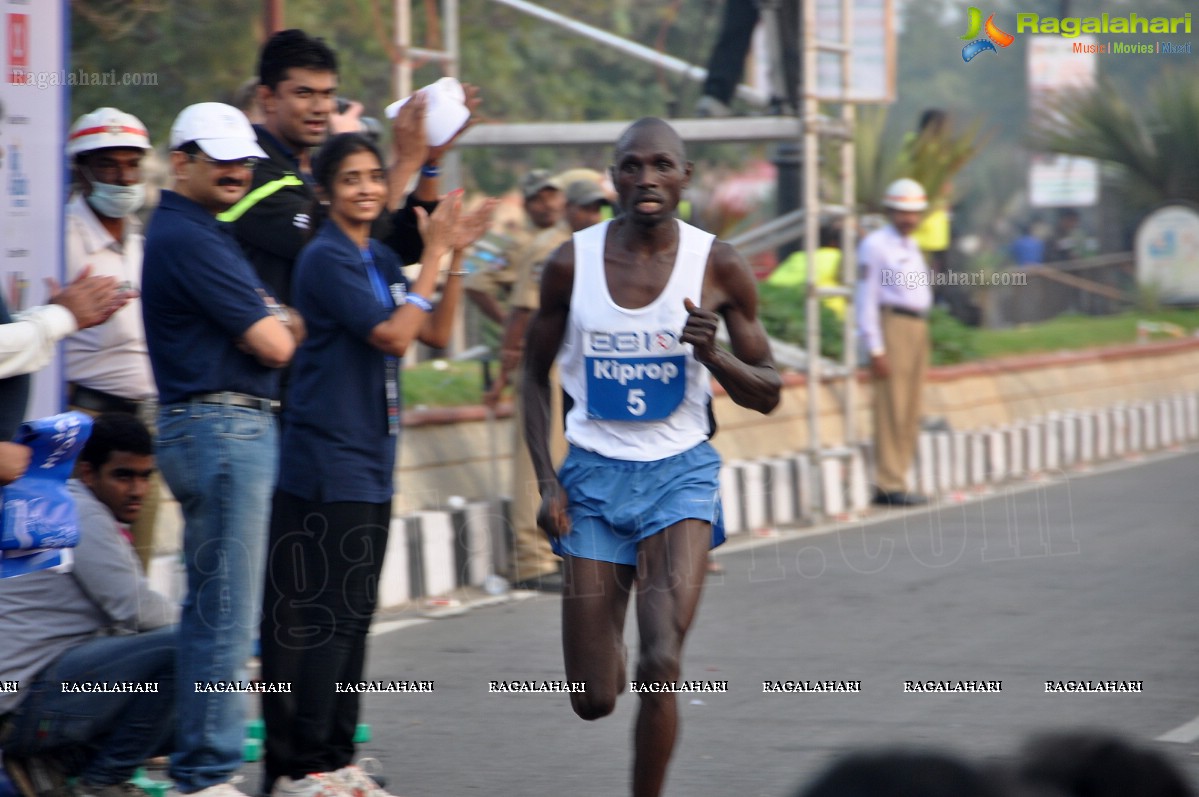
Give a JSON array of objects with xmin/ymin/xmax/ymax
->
[{"xmin": 261, "ymin": 132, "xmax": 486, "ymax": 797}]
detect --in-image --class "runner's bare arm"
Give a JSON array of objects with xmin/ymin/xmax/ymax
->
[
  {"xmin": 683, "ymin": 240, "xmax": 780, "ymax": 415},
  {"xmin": 521, "ymin": 242, "xmax": 575, "ymax": 537}
]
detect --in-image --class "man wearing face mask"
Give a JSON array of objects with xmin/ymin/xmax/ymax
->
[{"xmin": 64, "ymin": 107, "xmax": 161, "ymax": 567}]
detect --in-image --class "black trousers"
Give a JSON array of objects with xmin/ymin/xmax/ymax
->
[
  {"xmin": 260, "ymin": 490, "xmax": 391, "ymax": 784},
  {"xmin": 701, "ymin": 0, "xmax": 799, "ymax": 110}
]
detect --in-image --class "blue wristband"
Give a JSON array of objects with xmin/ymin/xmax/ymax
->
[
  {"xmin": 420, "ymin": 164, "xmax": 441, "ymax": 178},
  {"xmin": 406, "ymin": 292, "xmax": 434, "ymax": 312}
]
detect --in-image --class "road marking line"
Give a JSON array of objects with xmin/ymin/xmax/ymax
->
[
  {"xmin": 370, "ymin": 618, "xmax": 431, "ymax": 636},
  {"xmin": 1157, "ymin": 714, "xmax": 1199, "ymax": 743}
]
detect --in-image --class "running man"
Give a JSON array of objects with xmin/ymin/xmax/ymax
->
[{"xmin": 521, "ymin": 116, "xmax": 780, "ymax": 797}]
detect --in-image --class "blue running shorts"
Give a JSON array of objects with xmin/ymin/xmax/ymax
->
[{"xmin": 551, "ymin": 441, "xmax": 725, "ymax": 566}]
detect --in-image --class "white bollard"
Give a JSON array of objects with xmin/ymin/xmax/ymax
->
[
  {"xmin": 849, "ymin": 448, "xmax": 871, "ymax": 511},
  {"xmin": 1111, "ymin": 406, "xmax": 1128, "ymax": 457},
  {"xmin": 986, "ymin": 428, "xmax": 1006, "ymax": 482},
  {"xmin": 1060, "ymin": 412, "xmax": 1077, "ymax": 467},
  {"xmin": 1186, "ymin": 393, "xmax": 1199, "ymax": 441},
  {"xmin": 742, "ymin": 460, "xmax": 770, "ymax": 532},
  {"xmin": 917, "ymin": 432, "xmax": 937, "ymax": 497},
  {"xmin": 1006, "ymin": 424, "xmax": 1025, "ymax": 479},
  {"xmin": 1127, "ymin": 404, "xmax": 1143, "ymax": 454},
  {"xmin": 935, "ymin": 432, "xmax": 953, "ymax": 494},
  {"xmin": 379, "ymin": 516, "xmax": 413, "ymax": 608},
  {"xmin": 458, "ymin": 500, "xmax": 496, "ymax": 587},
  {"xmin": 415, "ymin": 510, "xmax": 457, "ymax": 598},
  {"xmin": 969, "ymin": 430, "xmax": 988, "ymax": 486},
  {"xmin": 1160, "ymin": 397, "xmax": 1179, "ymax": 448},
  {"xmin": 1141, "ymin": 402, "xmax": 1159, "ymax": 451},
  {"xmin": 1026, "ymin": 420, "xmax": 1044, "ymax": 474},
  {"xmin": 794, "ymin": 453, "xmax": 815, "ymax": 521},
  {"xmin": 821, "ymin": 455, "xmax": 846, "ymax": 517},
  {"xmin": 1043, "ymin": 414, "xmax": 1061, "ymax": 472},
  {"xmin": 1076, "ymin": 412, "xmax": 1095, "ymax": 466},
  {"xmin": 765, "ymin": 457, "xmax": 798, "ymax": 527},
  {"xmin": 720, "ymin": 462, "xmax": 746, "ymax": 535},
  {"xmin": 1094, "ymin": 409, "xmax": 1111, "ymax": 461},
  {"xmin": 952, "ymin": 431, "xmax": 970, "ymax": 489}
]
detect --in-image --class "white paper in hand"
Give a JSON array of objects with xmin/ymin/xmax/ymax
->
[{"xmin": 384, "ymin": 77, "xmax": 470, "ymax": 147}]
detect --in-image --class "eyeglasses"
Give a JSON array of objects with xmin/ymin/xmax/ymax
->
[
  {"xmin": 185, "ymin": 152, "xmax": 260, "ymax": 170},
  {"xmin": 80, "ymin": 161, "xmax": 143, "ymax": 183}
]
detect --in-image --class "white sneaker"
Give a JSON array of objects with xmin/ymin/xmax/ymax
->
[
  {"xmin": 330, "ymin": 766, "xmax": 400, "ymax": 797},
  {"xmin": 269, "ymin": 775, "xmax": 348, "ymax": 797}
]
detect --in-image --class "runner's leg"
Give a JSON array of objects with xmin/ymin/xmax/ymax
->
[
  {"xmin": 561, "ymin": 555, "xmax": 635, "ymax": 720},
  {"xmin": 630, "ymin": 519, "xmax": 711, "ymax": 797}
]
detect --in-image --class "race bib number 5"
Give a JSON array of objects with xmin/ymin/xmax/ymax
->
[{"xmin": 585, "ymin": 355, "xmax": 686, "ymax": 421}]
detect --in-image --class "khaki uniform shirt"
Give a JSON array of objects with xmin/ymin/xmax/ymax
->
[
  {"xmin": 510, "ymin": 222, "xmax": 571, "ymax": 311},
  {"xmin": 463, "ymin": 224, "xmax": 533, "ymax": 309}
]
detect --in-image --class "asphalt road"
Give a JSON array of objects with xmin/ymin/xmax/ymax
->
[{"xmin": 334, "ymin": 448, "xmax": 1199, "ymax": 797}]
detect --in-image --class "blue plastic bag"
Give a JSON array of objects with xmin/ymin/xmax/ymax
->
[{"xmin": 0, "ymin": 412, "xmax": 92, "ymax": 578}]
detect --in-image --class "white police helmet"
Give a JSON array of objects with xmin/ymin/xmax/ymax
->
[
  {"xmin": 882, "ymin": 178, "xmax": 929, "ymax": 212},
  {"xmin": 67, "ymin": 107, "xmax": 151, "ymax": 157}
]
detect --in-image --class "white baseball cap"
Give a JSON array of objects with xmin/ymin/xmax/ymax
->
[
  {"xmin": 169, "ymin": 102, "xmax": 267, "ymax": 161},
  {"xmin": 882, "ymin": 178, "xmax": 929, "ymax": 212},
  {"xmin": 67, "ymin": 107, "xmax": 151, "ymax": 157}
]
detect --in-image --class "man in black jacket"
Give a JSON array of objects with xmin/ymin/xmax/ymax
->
[{"xmin": 220, "ymin": 29, "xmax": 446, "ymax": 305}]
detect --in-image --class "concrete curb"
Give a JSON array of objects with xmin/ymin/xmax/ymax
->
[{"xmin": 147, "ymin": 389, "xmax": 1199, "ymax": 610}]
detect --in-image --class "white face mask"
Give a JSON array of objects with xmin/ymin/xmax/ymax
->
[{"xmin": 86, "ymin": 181, "xmax": 145, "ymax": 219}]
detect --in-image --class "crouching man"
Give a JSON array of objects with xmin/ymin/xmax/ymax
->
[{"xmin": 1, "ymin": 413, "xmax": 178, "ymax": 797}]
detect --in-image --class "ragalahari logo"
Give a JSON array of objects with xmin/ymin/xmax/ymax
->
[{"xmin": 960, "ymin": 7, "xmax": 1015, "ymax": 62}]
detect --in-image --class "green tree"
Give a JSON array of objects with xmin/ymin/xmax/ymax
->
[{"xmin": 1029, "ymin": 69, "xmax": 1199, "ymax": 211}]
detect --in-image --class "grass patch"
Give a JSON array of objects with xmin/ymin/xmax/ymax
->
[
  {"xmin": 402, "ymin": 359, "xmax": 486, "ymax": 409},
  {"xmin": 972, "ymin": 309, "xmax": 1199, "ymax": 359}
]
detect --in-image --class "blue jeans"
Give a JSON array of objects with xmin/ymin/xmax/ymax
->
[
  {"xmin": 155, "ymin": 403, "xmax": 277, "ymax": 793},
  {"xmin": 2, "ymin": 628, "xmax": 177, "ymax": 786}
]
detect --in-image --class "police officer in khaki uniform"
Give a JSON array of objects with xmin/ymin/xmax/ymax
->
[
  {"xmin": 856, "ymin": 178, "xmax": 932, "ymax": 507},
  {"xmin": 476, "ymin": 170, "xmax": 578, "ymax": 590},
  {"xmin": 464, "ymin": 169, "xmax": 562, "ymax": 324}
]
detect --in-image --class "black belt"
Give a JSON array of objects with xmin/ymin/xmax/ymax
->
[
  {"xmin": 881, "ymin": 305, "xmax": 927, "ymax": 320},
  {"xmin": 69, "ymin": 384, "xmax": 143, "ymax": 415},
  {"xmin": 190, "ymin": 391, "xmax": 278, "ymax": 413}
]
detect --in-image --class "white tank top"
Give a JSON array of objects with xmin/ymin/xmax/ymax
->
[{"xmin": 558, "ymin": 219, "xmax": 715, "ymax": 461}]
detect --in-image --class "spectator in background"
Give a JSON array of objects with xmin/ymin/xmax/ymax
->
[
  {"xmin": 261, "ymin": 132, "xmax": 492, "ymax": 797},
  {"xmin": 695, "ymin": 0, "xmax": 799, "ymax": 117},
  {"xmin": 766, "ymin": 220, "xmax": 846, "ymax": 319},
  {"xmin": 465, "ymin": 169, "xmax": 566, "ymax": 326},
  {"xmin": 141, "ymin": 101, "xmax": 302, "ymax": 797},
  {"xmin": 63, "ymin": 107, "xmax": 162, "ymax": 568},
  {"xmin": 856, "ymin": 178, "xmax": 931, "ymax": 508},
  {"xmin": 231, "ymin": 77, "xmax": 265, "ymax": 125},
  {"xmin": 1013, "ymin": 731, "xmax": 1193, "ymax": 797},
  {"xmin": 1009, "ymin": 221, "xmax": 1046, "ymax": 267},
  {"xmin": 0, "ymin": 413, "xmax": 176, "ymax": 797},
  {"xmin": 794, "ymin": 749, "xmax": 1004, "ymax": 797},
  {"xmin": 485, "ymin": 173, "xmax": 595, "ymax": 592},
  {"xmin": 0, "ymin": 270, "xmax": 128, "ymax": 436},
  {"xmin": 561, "ymin": 178, "xmax": 609, "ymax": 233},
  {"xmin": 1048, "ymin": 209, "xmax": 1087, "ymax": 263},
  {"xmin": 221, "ymin": 29, "xmax": 469, "ymax": 308}
]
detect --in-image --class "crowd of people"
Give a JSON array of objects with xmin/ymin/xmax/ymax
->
[
  {"xmin": 0, "ymin": 21, "xmax": 782, "ymax": 797},
  {"xmin": 0, "ymin": 26, "xmax": 503, "ymax": 797},
  {"xmin": 0, "ymin": 21, "xmax": 1186, "ymax": 797}
]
